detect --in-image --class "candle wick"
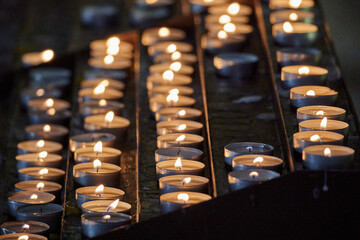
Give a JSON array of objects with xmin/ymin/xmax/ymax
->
[
  {"xmin": 96, "ymin": 193, "xmax": 102, "ymax": 197},
  {"xmin": 176, "ymin": 147, "xmax": 182, "ymax": 156},
  {"xmin": 40, "ymin": 207, "xmax": 43, "ymax": 214},
  {"xmin": 96, "ymin": 168, "xmax": 100, "ymax": 173}
]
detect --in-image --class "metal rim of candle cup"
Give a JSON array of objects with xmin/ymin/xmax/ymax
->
[
  {"xmin": 16, "ymin": 153, "xmax": 63, "ymax": 170},
  {"xmin": 17, "ymin": 140, "xmax": 63, "ymax": 155},
  {"xmin": 88, "ymin": 58, "xmax": 132, "ymax": 70},
  {"xmin": 76, "ymin": 186, "xmax": 125, "ymax": 208},
  {"xmin": 159, "ymin": 175, "xmax": 209, "ymax": 195},
  {"xmin": 142, "ymin": 28, "xmax": 187, "ymax": 46},
  {"xmin": 153, "ymin": 53, "xmax": 198, "ymax": 65},
  {"xmin": 1, "ymin": 221, "xmax": 50, "ymax": 236},
  {"xmin": 155, "ymin": 147, "xmax": 203, "ymax": 162},
  {"xmin": 157, "ymin": 133, "xmax": 204, "ymax": 149},
  {"xmin": 290, "ymin": 86, "xmax": 338, "ymax": 108},
  {"xmin": 74, "ymin": 147, "xmax": 121, "ymax": 165},
  {"xmin": 149, "ymin": 85, "xmax": 194, "ymax": 98},
  {"xmin": 156, "ymin": 120, "xmax": 203, "ymax": 135},
  {"xmin": 149, "ymin": 95, "xmax": 196, "ymax": 113},
  {"xmin": 156, "ymin": 159, "xmax": 205, "ymax": 179},
  {"xmin": 281, "ymin": 65, "xmax": 328, "ymax": 89},
  {"xmin": 27, "ymin": 98, "xmax": 70, "ymax": 112},
  {"xmin": 296, "ymin": 105, "xmax": 346, "ymax": 122},
  {"xmin": 81, "ymin": 200, "xmax": 131, "ymax": 214},
  {"xmin": 299, "ymin": 119, "xmax": 349, "ymax": 137},
  {"xmin": 147, "ymin": 74, "xmax": 193, "ymax": 90},
  {"xmin": 269, "ymin": 9, "xmax": 315, "ymax": 24},
  {"xmin": 293, "ymin": 131, "xmax": 344, "ymax": 153},
  {"xmin": 78, "ymin": 88, "xmax": 124, "ymax": 103},
  {"xmin": 25, "ymin": 124, "xmax": 69, "ymax": 143},
  {"xmin": 0, "ymin": 233, "xmax": 47, "ymax": 240},
  {"xmin": 147, "ymin": 41, "xmax": 193, "ymax": 57},
  {"xmin": 83, "ymin": 115, "xmax": 130, "ymax": 136},
  {"xmin": 69, "ymin": 133, "xmax": 117, "ymax": 152},
  {"xmin": 276, "ymin": 47, "xmax": 321, "ymax": 66},
  {"xmin": 155, "ymin": 107, "xmax": 202, "ymax": 122},
  {"xmin": 228, "ymin": 169, "xmax": 280, "ymax": 191},
  {"xmin": 149, "ymin": 63, "xmax": 195, "ymax": 76},
  {"xmin": 272, "ymin": 22, "xmax": 318, "ymax": 47},
  {"xmin": 15, "ymin": 181, "xmax": 62, "ymax": 196},
  {"xmin": 18, "ymin": 167, "xmax": 65, "ymax": 183},
  {"xmin": 232, "ymin": 154, "xmax": 283, "ymax": 173},
  {"xmin": 79, "ymin": 100, "xmax": 125, "ymax": 118}
]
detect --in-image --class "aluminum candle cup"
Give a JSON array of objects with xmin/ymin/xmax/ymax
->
[
  {"xmin": 73, "ymin": 162, "xmax": 121, "ymax": 187},
  {"xmin": 15, "ymin": 181, "xmax": 62, "ymax": 197},
  {"xmin": 293, "ymin": 131, "xmax": 344, "ymax": 153},
  {"xmin": 290, "ymin": 86, "xmax": 338, "ymax": 108},
  {"xmin": 16, "ymin": 153, "xmax": 62, "ymax": 170},
  {"xmin": 207, "ymin": 24, "xmax": 254, "ymax": 38},
  {"xmin": 299, "ymin": 119, "xmax": 349, "ymax": 137},
  {"xmin": 80, "ymin": 78, "xmax": 125, "ymax": 91},
  {"xmin": 159, "ymin": 175, "xmax": 209, "ymax": 194},
  {"xmin": 142, "ymin": 28, "xmax": 186, "ymax": 46},
  {"xmin": 302, "ymin": 145, "xmax": 354, "ymax": 170},
  {"xmin": 157, "ymin": 133, "xmax": 204, "ymax": 149},
  {"xmin": 25, "ymin": 124, "xmax": 69, "ymax": 143},
  {"xmin": 1, "ymin": 221, "xmax": 50, "ymax": 236},
  {"xmin": 228, "ymin": 169, "xmax": 280, "ymax": 191},
  {"xmin": 69, "ymin": 133, "xmax": 116, "ymax": 152},
  {"xmin": 84, "ymin": 69, "xmax": 128, "ymax": 81},
  {"xmin": 17, "ymin": 140, "xmax": 63, "ymax": 155},
  {"xmin": 149, "ymin": 85, "xmax": 194, "ymax": 98},
  {"xmin": 29, "ymin": 67, "xmax": 71, "ymax": 90},
  {"xmin": 16, "ymin": 204, "xmax": 63, "ymax": 232},
  {"xmin": 270, "ymin": 9, "xmax": 315, "ymax": 24},
  {"xmin": 160, "ymin": 192, "xmax": 211, "ymax": 213},
  {"xmin": 156, "ymin": 159, "xmax": 205, "ymax": 179},
  {"xmin": 28, "ymin": 109, "xmax": 71, "ymax": 125},
  {"xmin": 8, "ymin": 191, "xmax": 55, "ymax": 218},
  {"xmin": 88, "ymin": 57, "xmax": 132, "ymax": 70},
  {"xmin": 201, "ymin": 34, "xmax": 247, "ymax": 55},
  {"xmin": 76, "ymin": 186, "xmax": 125, "ymax": 208},
  {"xmin": 232, "ymin": 155, "xmax": 283, "ymax": 173},
  {"xmin": 81, "ymin": 212, "xmax": 131, "ymax": 238},
  {"xmin": 149, "ymin": 95, "xmax": 196, "ymax": 113},
  {"xmin": 146, "ymin": 73, "xmax": 192, "ymax": 90},
  {"xmin": 21, "ymin": 50, "xmax": 54, "ymax": 67},
  {"xmin": 224, "ymin": 142, "xmax": 274, "ymax": 166},
  {"xmin": 18, "ymin": 167, "xmax": 65, "ymax": 183},
  {"xmin": 156, "ymin": 107, "xmax": 202, "ymax": 122},
  {"xmin": 154, "ymin": 52, "xmax": 197, "ymax": 65},
  {"xmin": 27, "ymin": 98, "xmax": 70, "ymax": 113},
  {"xmin": 20, "ymin": 87, "xmax": 62, "ymax": 108},
  {"xmin": 90, "ymin": 50, "xmax": 133, "ymax": 60},
  {"xmin": 155, "ymin": 147, "xmax": 203, "ymax": 162},
  {"xmin": 208, "ymin": 3, "xmax": 253, "ymax": 16},
  {"xmin": 269, "ymin": 0, "xmax": 315, "ymax": 10},
  {"xmin": 276, "ymin": 48, "xmax": 321, "ymax": 66},
  {"xmin": 78, "ymin": 88, "xmax": 124, "ymax": 103},
  {"xmin": 79, "ymin": 100, "xmax": 125, "ymax": 118},
  {"xmin": 0, "ymin": 233, "xmax": 47, "ymax": 240},
  {"xmin": 272, "ymin": 22, "xmax": 318, "ymax": 47},
  {"xmin": 204, "ymin": 14, "xmax": 249, "ymax": 27},
  {"xmin": 84, "ymin": 114, "xmax": 130, "ymax": 138},
  {"xmin": 156, "ymin": 120, "xmax": 203, "ymax": 135},
  {"xmin": 81, "ymin": 200, "xmax": 131, "ymax": 214},
  {"xmin": 188, "ymin": 0, "xmax": 227, "ymax": 13},
  {"xmin": 281, "ymin": 65, "xmax": 327, "ymax": 89},
  {"xmin": 149, "ymin": 63, "xmax": 194, "ymax": 76},
  {"xmin": 297, "ymin": 106, "xmax": 346, "ymax": 122},
  {"xmin": 147, "ymin": 41, "xmax": 193, "ymax": 58},
  {"xmin": 75, "ymin": 147, "xmax": 121, "ymax": 165},
  {"xmin": 213, "ymin": 53, "xmax": 259, "ymax": 78}
]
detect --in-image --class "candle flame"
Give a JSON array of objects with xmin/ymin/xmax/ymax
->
[
  {"xmin": 93, "ymin": 159, "xmax": 102, "ymax": 171},
  {"xmin": 306, "ymin": 90, "xmax": 316, "ymax": 96},
  {"xmin": 176, "ymin": 134, "xmax": 186, "ymax": 142},
  {"xmin": 324, "ymin": 148, "xmax": 331, "ymax": 157},
  {"xmin": 93, "ymin": 84, "xmax": 106, "ymax": 95},
  {"xmin": 166, "ymin": 44, "xmax": 177, "ymax": 53},
  {"xmin": 18, "ymin": 235, "xmax": 29, "ymax": 240},
  {"xmin": 169, "ymin": 89, "xmax": 180, "ymax": 95},
  {"xmin": 178, "ymin": 110, "xmax": 186, "ymax": 116},
  {"xmin": 104, "ymin": 55, "xmax": 114, "ymax": 65},
  {"xmin": 175, "ymin": 157, "xmax": 182, "ymax": 170},
  {"xmin": 30, "ymin": 194, "xmax": 38, "ymax": 200},
  {"xmin": 94, "ymin": 141, "xmax": 103, "ymax": 153},
  {"xmin": 38, "ymin": 151, "xmax": 48, "ymax": 159},
  {"xmin": 177, "ymin": 193, "xmax": 189, "ymax": 203},
  {"xmin": 289, "ymin": 12, "xmax": 298, "ymax": 21},
  {"xmin": 36, "ymin": 140, "xmax": 45, "ymax": 148},
  {"xmin": 289, "ymin": 0, "xmax": 302, "ymax": 8},
  {"xmin": 249, "ymin": 171, "xmax": 259, "ymax": 178},
  {"xmin": 99, "ymin": 99, "xmax": 107, "ymax": 107},
  {"xmin": 217, "ymin": 30, "xmax": 228, "ymax": 39},
  {"xmin": 227, "ymin": 3, "xmax": 240, "ymax": 15},
  {"xmin": 47, "ymin": 108, "xmax": 56, "ymax": 116},
  {"xmin": 158, "ymin": 27, "xmax": 170, "ymax": 37},
  {"xmin": 105, "ymin": 111, "xmax": 115, "ymax": 123},
  {"xmin": 45, "ymin": 98, "xmax": 54, "ymax": 108},
  {"xmin": 95, "ymin": 184, "xmax": 104, "ymax": 195},
  {"xmin": 146, "ymin": 0, "xmax": 158, "ymax": 3},
  {"xmin": 176, "ymin": 124, "xmax": 187, "ymax": 131},
  {"xmin": 181, "ymin": 177, "xmax": 192, "ymax": 185},
  {"xmin": 41, "ymin": 49, "xmax": 54, "ymax": 62},
  {"xmin": 283, "ymin": 22, "xmax": 294, "ymax": 33},
  {"xmin": 163, "ymin": 70, "xmax": 175, "ymax": 81},
  {"xmin": 37, "ymin": 182, "xmax": 45, "ymax": 191},
  {"xmin": 43, "ymin": 124, "xmax": 51, "ymax": 133},
  {"xmin": 253, "ymin": 157, "xmax": 264, "ymax": 166},
  {"xmin": 99, "ymin": 80, "xmax": 110, "ymax": 87},
  {"xmin": 106, "ymin": 44, "xmax": 120, "ymax": 55},
  {"xmin": 39, "ymin": 168, "xmax": 49, "ymax": 175},
  {"xmin": 103, "ymin": 214, "xmax": 111, "ymax": 220},
  {"xmin": 106, "ymin": 199, "xmax": 119, "ymax": 212},
  {"xmin": 320, "ymin": 117, "xmax": 327, "ymax": 129},
  {"xmin": 219, "ymin": 14, "xmax": 231, "ymax": 24},
  {"xmin": 204, "ymin": 0, "xmax": 213, "ymax": 2},
  {"xmin": 224, "ymin": 23, "xmax": 236, "ymax": 33},
  {"xmin": 171, "ymin": 51, "xmax": 181, "ymax": 61},
  {"xmin": 106, "ymin": 37, "xmax": 120, "ymax": 46},
  {"xmin": 316, "ymin": 110, "xmax": 325, "ymax": 116},
  {"xmin": 310, "ymin": 134, "xmax": 321, "ymax": 142},
  {"xmin": 298, "ymin": 66, "xmax": 310, "ymax": 75},
  {"xmin": 166, "ymin": 92, "xmax": 179, "ymax": 104},
  {"xmin": 22, "ymin": 224, "xmax": 30, "ymax": 231},
  {"xmin": 36, "ymin": 88, "xmax": 45, "ymax": 97},
  {"xmin": 169, "ymin": 62, "xmax": 182, "ymax": 72}
]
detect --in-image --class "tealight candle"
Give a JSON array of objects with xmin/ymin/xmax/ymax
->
[
  {"xmin": 142, "ymin": 27, "xmax": 186, "ymax": 46},
  {"xmin": 160, "ymin": 192, "xmax": 211, "ymax": 213},
  {"xmin": 81, "ymin": 212, "xmax": 131, "ymax": 238},
  {"xmin": 15, "ymin": 181, "xmax": 62, "ymax": 197},
  {"xmin": 76, "ymin": 185, "xmax": 125, "ymax": 208},
  {"xmin": 269, "ymin": 0, "xmax": 315, "ymax": 10},
  {"xmin": 159, "ymin": 175, "xmax": 209, "ymax": 194},
  {"xmin": 154, "ymin": 52, "xmax": 198, "ymax": 65},
  {"xmin": 20, "ymin": 87, "xmax": 62, "ymax": 108},
  {"xmin": 155, "ymin": 147, "xmax": 203, "ymax": 162},
  {"xmin": 281, "ymin": 65, "xmax": 328, "ymax": 89},
  {"xmin": 18, "ymin": 167, "xmax": 65, "ymax": 183},
  {"xmin": 135, "ymin": 0, "xmax": 175, "ymax": 9},
  {"xmin": 21, "ymin": 49, "xmax": 54, "ymax": 67},
  {"xmin": 84, "ymin": 112, "xmax": 130, "ymax": 138},
  {"xmin": 74, "ymin": 142, "xmax": 121, "ymax": 165},
  {"xmin": 146, "ymin": 72, "xmax": 192, "ymax": 90},
  {"xmin": 208, "ymin": 23, "xmax": 254, "ymax": 38},
  {"xmin": 16, "ymin": 152, "xmax": 62, "ymax": 170},
  {"xmin": 272, "ymin": 22, "xmax": 318, "ymax": 47},
  {"xmin": 84, "ymin": 68, "xmax": 127, "ymax": 81},
  {"xmin": 149, "ymin": 85, "xmax": 194, "ymax": 98},
  {"xmin": 270, "ymin": 9, "xmax": 315, "ymax": 24},
  {"xmin": 299, "ymin": 118, "xmax": 349, "ymax": 137},
  {"xmin": 201, "ymin": 33, "xmax": 246, "ymax": 55},
  {"xmin": 80, "ymin": 78, "xmax": 125, "ymax": 91},
  {"xmin": 69, "ymin": 133, "xmax": 116, "ymax": 152},
  {"xmin": 157, "ymin": 133, "xmax": 204, "ymax": 149},
  {"xmin": 79, "ymin": 100, "xmax": 125, "ymax": 118},
  {"xmin": 28, "ymin": 108, "xmax": 71, "ymax": 125},
  {"xmin": 29, "ymin": 68, "xmax": 71, "ymax": 90},
  {"xmin": 89, "ymin": 37, "xmax": 134, "ymax": 53},
  {"xmin": 16, "ymin": 203, "xmax": 63, "ymax": 232},
  {"xmin": 156, "ymin": 158, "xmax": 205, "ymax": 179},
  {"xmin": 25, "ymin": 124, "xmax": 69, "ymax": 143},
  {"xmin": 0, "ymin": 233, "xmax": 47, "ymax": 240},
  {"xmin": 17, "ymin": 140, "xmax": 63, "ymax": 155},
  {"xmin": 8, "ymin": 191, "xmax": 55, "ymax": 217},
  {"xmin": 149, "ymin": 94, "xmax": 195, "ymax": 113},
  {"xmin": 81, "ymin": 199, "xmax": 131, "ymax": 214},
  {"xmin": 27, "ymin": 98, "xmax": 70, "ymax": 112},
  {"xmin": 302, "ymin": 145, "xmax": 354, "ymax": 170},
  {"xmin": 147, "ymin": 41, "xmax": 193, "ymax": 58},
  {"xmin": 188, "ymin": 0, "xmax": 228, "ymax": 13},
  {"xmin": 208, "ymin": 2, "xmax": 253, "ymax": 16},
  {"xmin": 276, "ymin": 47, "xmax": 321, "ymax": 66},
  {"xmin": 204, "ymin": 14, "xmax": 249, "ymax": 28},
  {"xmin": 293, "ymin": 131, "xmax": 344, "ymax": 153},
  {"xmin": 156, "ymin": 120, "xmax": 203, "ymax": 135},
  {"xmin": 224, "ymin": 142, "xmax": 274, "ymax": 166},
  {"xmin": 149, "ymin": 62, "xmax": 194, "ymax": 76},
  {"xmin": 73, "ymin": 161, "xmax": 121, "ymax": 187},
  {"xmin": 290, "ymin": 86, "xmax": 338, "ymax": 108},
  {"xmin": 214, "ymin": 52, "xmax": 259, "ymax": 78},
  {"xmin": 155, "ymin": 107, "xmax": 202, "ymax": 122},
  {"xmin": 232, "ymin": 155, "xmax": 283, "ymax": 173},
  {"xmin": 78, "ymin": 87, "xmax": 124, "ymax": 103},
  {"xmin": 88, "ymin": 57, "xmax": 132, "ymax": 70},
  {"xmin": 1, "ymin": 221, "xmax": 50, "ymax": 236},
  {"xmin": 297, "ymin": 105, "xmax": 346, "ymax": 121},
  {"xmin": 228, "ymin": 169, "xmax": 280, "ymax": 191},
  {"xmin": 90, "ymin": 50, "xmax": 133, "ymax": 60}
]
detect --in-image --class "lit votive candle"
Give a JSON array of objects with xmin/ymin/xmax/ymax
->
[
  {"xmin": 18, "ymin": 167, "xmax": 65, "ymax": 183},
  {"xmin": 1, "ymin": 221, "xmax": 50, "ymax": 236},
  {"xmin": 270, "ymin": 9, "xmax": 315, "ymax": 24},
  {"xmin": 79, "ymin": 99, "xmax": 125, "ymax": 118},
  {"xmin": 69, "ymin": 133, "xmax": 116, "ymax": 152},
  {"xmin": 21, "ymin": 49, "xmax": 54, "ymax": 67},
  {"xmin": 81, "ymin": 212, "xmax": 131, "ymax": 238},
  {"xmin": 156, "ymin": 120, "xmax": 203, "ymax": 135},
  {"xmin": 188, "ymin": 0, "xmax": 227, "ymax": 13},
  {"xmin": 90, "ymin": 50, "xmax": 134, "ymax": 60},
  {"xmin": 232, "ymin": 155, "xmax": 283, "ymax": 173},
  {"xmin": 15, "ymin": 181, "xmax": 62, "ymax": 197},
  {"xmin": 156, "ymin": 107, "xmax": 202, "ymax": 122},
  {"xmin": 149, "ymin": 85, "xmax": 194, "ymax": 98},
  {"xmin": 8, "ymin": 191, "xmax": 55, "ymax": 217},
  {"xmin": 276, "ymin": 47, "xmax": 321, "ymax": 66},
  {"xmin": 155, "ymin": 147, "xmax": 203, "ymax": 162},
  {"xmin": 157, "ymin": 133, "xmax": 204, "ymax": 149},
  {"xmin": 149, "ymin": 94, "xmax": 195, "ymax": 113},
  {"xmin": 297, "ymin": 105, "xmax": 346, "ymax": 122},
  {"xmin": 269, "ymin": 0, "xmax": 315, "ymax": 10},
  {"xmin": 80, "ymin": 78, "xmax": 125, "ymax": 91},
  {"xmin": 154, "ymin": 51, "xmax": 198, "ymax": 65},
  {"xmin": 0, "ymin": 233, "xmax": 47, "ymax": 240},
  {"xmin": 74, "ymin": 141, "xmax": 121, "ymax": 165},
  {"xmin": 159, "ymin": 175, "xmax": 209, "ymax": 194},
  {"xmin": 290, "ymin": 86, "xmax": 338, "ymax": 108},
  {"xmin": 208, "ymin": 2, "xmax": 253, "ymax": 16},
  {"xmin": 208, "ymin": 23, "xmax": 254, "ymax": 38},
  {"xmin": 205, "ymin": 14, "xmax": 249, "ymax": 28},
  {"xmin": 281, "ymin": 65, "xmax": 327, "ymax": 89},
  {"xmin": 147, "ymin": 41, "xmax": 193, "ymax": 58},
  {"xmin": 17, "ymin": 140, "xmax": 63, "ymax": 155},
  {"xmin": 214, "ymin": 52, "xmax": 259, "ymax": 78},
  {"xmin": 73, "ymin": 160, "xmax": 121, "ymax": 187},
  {"xmin": 156, "ymin": 158, "xmax": 205, "ymax": 179},
  {"xmin": 273, "ymin": 21, "xmax": 318, "ymax": 47},
  {"xmin": 142, "ymin": 27, "xmax": 186, "ymax": 46},
  {"xmin": 299, "ymin": 117, "xmax": 349, "ymax": 137},
  {"xmin": 27, "ymin": 98, "xmax": 71, "ymax": 125},
  {"xmin": 302, "ymin": 145, "xmax": 354, "ymax": 170},
  {"xmin": 146, "ymin": 71, "xmax": 192, "ymax": 90},
  {"xmin": 16, "ymin": 152, "xmax": 62, "ymax": 170},
  {"xmin": 78, "ymin": 87, "xmax": 123, "ymax": 103},
  {"xmin": 20, "ymin": 87, "xmax": 62, "ymax": 108},
  {"xmin": 201, "ymin": 32, "xmax": 246, "ymax": 55},
  {"xmin": 76, "ymin": 185, "xmax": 125, "ymax": 208},
  {"xmin": 88, "ymin": 56, "xmax": 132, "ymax": 70},
  {"xmin": 27, "ymin": 98, "xmax": 70, "ymax": 113},
  {"xmin": 81, "ymin": 199, "xmax": 131, "ymax": 214},
  {"xmin": 160, "ymin": 192, "xmax": 211, "ymax": 213},
  {"xmin": 149, "ymin": 62, "xmax": 194, "ymax": 76},
  {"xmin": 25, "ymin": 124, "xmax": 69, "ymax": 143},
  {"xmin": 90, "ymin": 37, "xmax": 133, "ymax": 52},
  {"xmin": 228, "ymin": 169, "xmax": 280, "ymax": 191},
  {"xmin": 293, "ymin": 131, "xmax": 344, "ymax": 153},
  {"xmin": 224, "ymin": 142, "xmax": 274, "ymax": 166}
]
